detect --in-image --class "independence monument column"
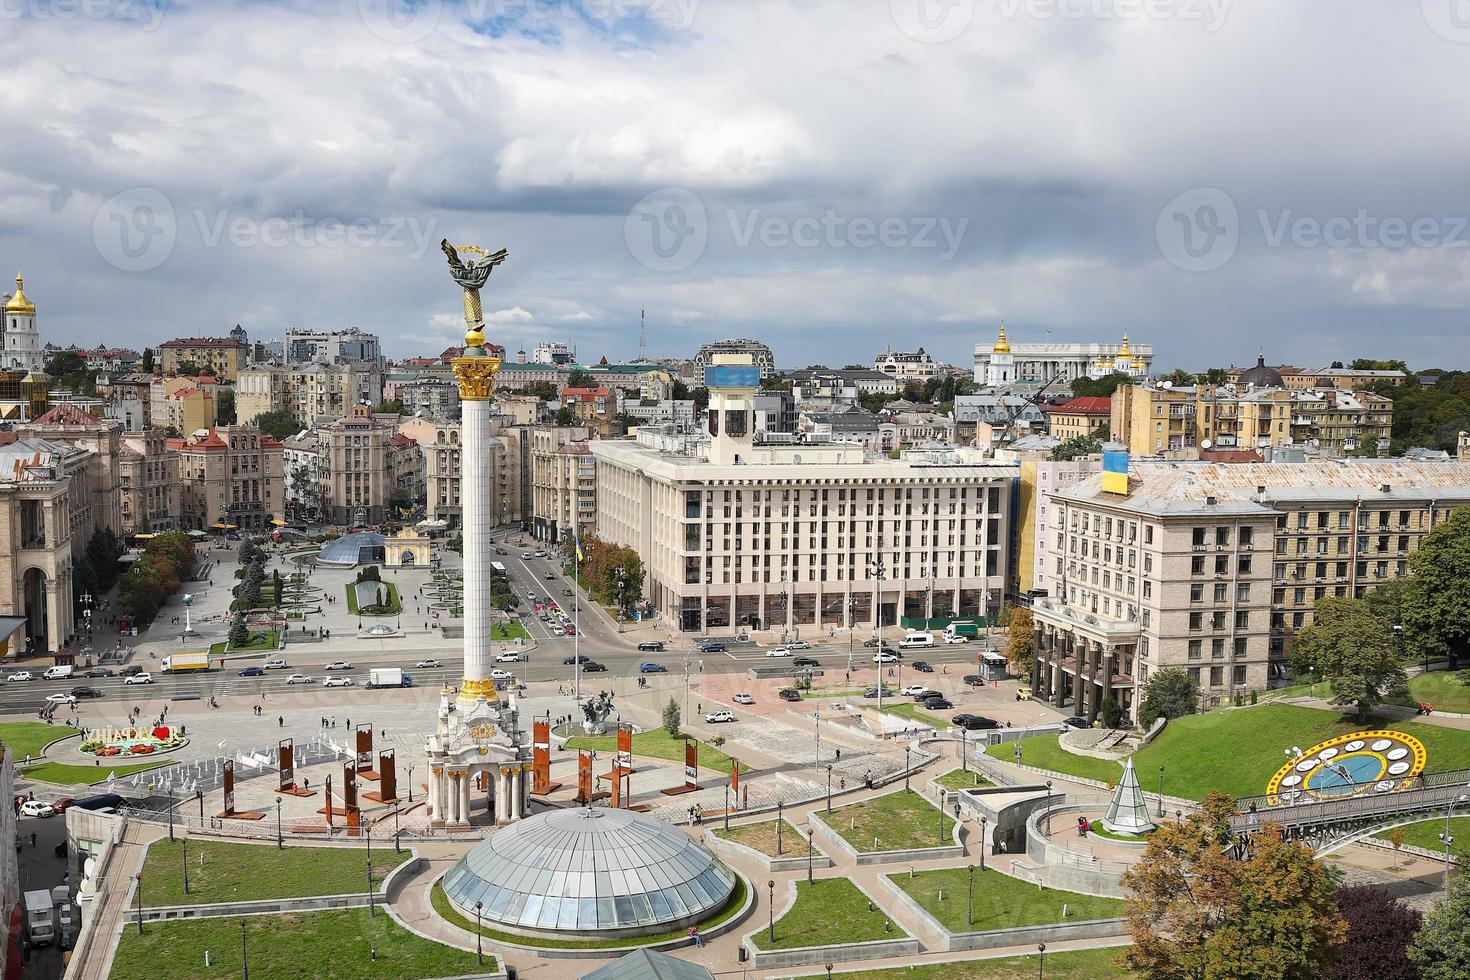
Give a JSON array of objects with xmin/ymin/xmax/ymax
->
[{"xmin": 442, "ymin": 240, "xmax": 509, "ymax": 705}]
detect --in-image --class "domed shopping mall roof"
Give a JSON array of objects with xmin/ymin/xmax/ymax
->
[
  {"xmin": 441, "ymin": 808, "xmax": 737, "ymax": 938},
  {"xmin": 315, "ymin": 531, "xmax": 386, "ymax": 567}
]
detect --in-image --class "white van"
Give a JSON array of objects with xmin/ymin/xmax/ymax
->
[
  {"xmin": 898, "ymin": 632, "xmax": 935, "ymax": 649},
  {"xmin": 42, "ymin": 665, "xmax": 73, "ymax": 681}
]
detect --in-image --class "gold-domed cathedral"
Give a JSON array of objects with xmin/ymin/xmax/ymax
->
[{"xmin": 2, "ymin": 273, "xmax": 47, "ymax": 373}]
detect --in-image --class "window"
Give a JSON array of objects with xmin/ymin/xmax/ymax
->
[
  {"xmin": 1188, "ymin": 639, "xmax": 1202, "ymax": 660},
  {"xmin": 1192, "ymin": 527, "xmax": 1206, "ymax": 547},
  {"xmin": 1238, "ymin": 555, "xmax": 1252, "ymax": 574},
  {"xmin": 1215, "ymin": 527, "xmax": 1230, "ymax": 546},
  {"xmin": 1240, "ymin": 526, "xmax": 1253, "ymax": 545},
  {"xmin": 1189, "ymin": 612, "xmax": 1203, "ymax": 631},
  {"xmin": 1232, "ymin": 665, "xmax": 1246, "ymax": 685},
  {"xmin": 1210, "ymin": 666, "xmax": 1224, "ymax": 686},
  {"xmin": 1191, "ymin": 583, "xmax": 1204, "ymax": 602}
]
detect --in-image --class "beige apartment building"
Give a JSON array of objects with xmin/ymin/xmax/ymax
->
[
  {"xmin": 530, "ymin": 425, "xmax": 595, "ymax": 545},
  {"xmin": 592, "ymin": 357, "xmax": 1015, "ymax": 635},
  {"xmin": 169, "ymin": 424, "xmax": 284, "ymax": 531},
  {"xmin": 399, "ymin": 415, "xmax": 526, "ymax": 529},
  {"xmin": 1031, "ymin": 458, "xmax": 1470, "ymax": 724},
  {"xmin": 0, "ymin": 440, "xmax": 84, "ymax": 656},
  {"xmin": 317, "ymin": 405, "xmax": 408, "ymax": 526},
  {"xmin": 1041, "ymin": 396, "xmax": 1111, "ymax": 442},
  {"xmin": 119, "ymin": 432, "xmax": 180, "ymax": 534},
  {"xmin": 235, "ymin": 362, "xmax": 384, "ymax": 427},
  {"xmin": 1289, "ymin": 388, "xmax": 1392, "ymax": 454},
  {"xmin": 158, "ymin": 337, "xmax": 250, "ymax": 381}
]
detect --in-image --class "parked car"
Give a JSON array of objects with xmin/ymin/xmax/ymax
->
[
  {"xmin": 70, "ymin": 686, "xmax": 103, "ymax": 699},
  {"xmin": 638, "ymin": 662, "xmax": 668, "ymax": 673},
  {"xmin": 862, "ymin": 686, "xmax": 896, "ymax": 698},
  {"xmin": 637, "ymin": 641, "xmax": 665, "ymax": 652},
  {"xmin": 953, "ymin": 714, "xmax": 1000, "ymax": 731},
  {"xmin": 490, "ymin": 669, "xmax": 516, "ymax": 681},
  {"xmin": 733, "ymin": 692, "xmax": 755, "ymax": 705},
  {"xmin": 921, "ymin": 697, "xmax": 954, "ymax": 710},
  {"xmin": 119, "ymin": 665, "xmax": 144, "ymax": 677},
  {"xmin": 962, "ymin": 675, "xmax": 984, "ymax": 688},
  {"xmin": 793, "ymin": 656, "xmax": 820, "ymax": 668},
  {"xmin": 787, "ymin": 640, "xmax": 811, "ymax": 650},
  {"xmin": 415, "ymin": 659, "xmax": 442, "ymax": 669},
  {"xmin": 943, "ymin": 633, "xmax": 970, "ymax": 644},
  {"xmin": 285, "ymin": 674, "xmax": 313, "ymax": 685},
  {"xmin": 322, "ymin": 676, "xmax": 353, "ymax": 688},
  {"xmin": 778, "ymin": 688, "xmax": 802, "ymax": 703},
  {"xmin": 82, "ymin": 667, "xmax": 113, "ymax": 678},
  {"xmin": 582, "ymin": 662, "xmax": 608, "ymax": 673},
  {"xmin": 911, "ymin": 661, "xmax": 934, "ymax": 673},
  {"xmin": 238, "ymin": 666, "xmax": 265, "ymax": 677},
  {"xmin": 50, "ymin": 797, "xmax": 77, "ymax": 814},
  {"xmin": 324, "ymin": 661, "xmax": 352, "ymax": 670},
  {"xmin": 873, "ymin": 652, "xmax": 899, "ymax": 664},
  {"xmin": 899, "ymin": 684, "xmax": 929, "ymax": 697},
  {"xmin": 563, "ymin": 654, "xmax": 592, "ymax": 665},
  {"xmin": 45, "ymin": 693, "xmax": 76, "ymax": 706},
  {"xmin": 6, "ymin": 671, "xmax": 33, "ymax": 682},
  {"xmin": 494, "ymin": 652, "xmax": 520, "ymax": 663},
  {"xmin": 765, "ymin": 647, "xmax": 792, "ymax": 658},
  {"xmin": 704, "ymin": 710, "xmax": 736, "ymax": 724},
  {"xmin": 263, "ymin": 659, "xmax": 288, "ymax": 670},
  {"xmin": 19, "ymin": 800, "xmax": 54, "ymax": 818},
  {"xmin": 1062, "ymin": 716, "xmax": 1091, "ymax": 729},
  {"xmin": 123, "ymin": 673, "xmax": 152, "ymax": 685}
]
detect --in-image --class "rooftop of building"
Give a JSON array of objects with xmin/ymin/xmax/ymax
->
[
  {"xmin": 159, "ymin": 337, "xmax": 248, "ymax": 349},
  {"xmin": 1042, "ymin": 395, "xmax": 1112, "ymax": 416}
]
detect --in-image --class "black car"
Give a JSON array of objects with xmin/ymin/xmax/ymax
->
[
  {"xmin": 793, "ymin": 656, "xmax": 820, "ymax": 668},
  {"xmin": 1062, "ymin": 716, "xmax": 1091, "ymax": 729},
  {"xmin": 70, "ymin": 686, "xmax": 103, "ymax": 699},
  {"xmin": 862, "ymin": 686, "xmax": 896, "ymax": 698},
  {"xmin": 582, "ymin": 662, "xmax": 608, "ymax": 673},
  {"xmin": 82, "ymin": 667, "xmax": 113, "ymax": 678},
  {"xmin": 778, "ymin": 688, "xmax": 802, "ymax": 703},
  {"xmin": 494, "ymin": 547, "xmax": 508, "ymax": 555},
  {"xmin": 698, "ymin": 642, "xmax": 727, "ymax": 653},
  {"xmin": 962, "ymin": 674, "xmax": 984, "ymax": 687},
  {"xmin": 862, "ymin": 637, "xmax": 881, "ymax": 647},
  {"xmin": 562, "ymin": 654, "xmax": 592, "ymax": 665},
  {"xmin": 637, "ymin": 641, "xmax": 665, "ymax": 652},
  {"xmin": 911, "ymin": 661, "xmax": 934, "ymax": 673},
  {"xmin": 238, "ymin": 666, "xmax": 265, "ymax": 677},
  {"xmin": 920, "ymin": 697, "xmax": 953, "ymax": 710},
  {"xmin": 953, "ymin": 713, "xmax": 1000, "ymax": 731},
  {"xmin": 119, "ymin": 665, "xmax": 144, "ymax": 677}
]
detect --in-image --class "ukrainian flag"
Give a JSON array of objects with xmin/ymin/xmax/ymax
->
[{"xmin": 575, "ymin": 529, "xmax": 584, "ymax": 563}]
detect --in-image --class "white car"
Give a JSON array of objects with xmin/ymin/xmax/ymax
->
[
  {"xmin": 285, "ymin": 674, "xmax": 313, "ymax": 685},
  {"xmin": 45, "ymin": 693, "xmax": 77, "ymax": 706},
  {"xmin": 765, "ymin": 647, "xmax": 792, "ymax": 658},
  {"xmin": 324, "ymin": 661, "xmax": 352, "ymax": 671},
  {"xmin": 552, "ymin": 626, "xmax": 566, "ymax": 636},
  {"xmin": 415, "ymin": 660, "xmax": 442, "ymax": 669},
  {"xmin": 19, "ymin": 800, "xmax": 54, "ymax": 818},
  {"xmin": 704, "ymin": 710, "xmax": 736, "ymax": 723},
  {"xmin": 788, "ymin": 640, "xmax": 812, "ymax": 650},
  {"xmin": 124, "ymin": 672, "xmax": 153, "ymax": 685},
  {"xmin": 943, "ymin": 634, "xmax": 969, "ymax": 644},
  {"xmin": 490, "ymin": 668, "xmax": 515, "ymax": 681},
  {"xmin": 733, "ymin": 693, "xmax": 755, "ymax": 705},
  {"xmin": 6, "ymin": 671, "xmax": 33, "ymax": 682},
  {"xmin": 899, "ymin": 685, "xmax": 929, "ymax": 697},
  {"xmin": 322, "ymin": 676, "xmax": 353, "ymax": 688},
  {"xmin": 263, "ymin": 659, "xmax": 288, "ymax": 669},
  {"xmin": 494, "ymin": 652, "xmax": 521, "ymax": 663},
  {"xmin": 873, "ymin": 653, "xmax": 899, "ymax": 664}
]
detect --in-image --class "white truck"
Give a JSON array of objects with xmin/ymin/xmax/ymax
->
[
  {"xmin": 42, "ymin": 665, "xmax": 73, "ymax": 680},
  {"xmin": 23, "ymin": 889, "xmax": 54, "ymax": 947},
  {"xmin": 161, "ymin": 652, "xmax": 210, "ymax": 673},
  {"xmin": 367, "ymin": 668, "xmax": 413, "ymax": 689}
]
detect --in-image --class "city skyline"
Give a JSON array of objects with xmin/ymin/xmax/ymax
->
[{"xmin": 5, "ymin": 4, "xmax": 1470, "ymax": 368}]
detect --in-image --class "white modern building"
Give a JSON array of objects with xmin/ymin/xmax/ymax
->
[
  {"xmin": 284, "ymin": 327, "xmax": 382, "ymax": 367},
  {"xmin": 974, "ymin": 325, "xmax": 1153, "ymax": 385},
  {"xmin": 873, "ymin": 346, "xmax": 938, "ymax": 382}
]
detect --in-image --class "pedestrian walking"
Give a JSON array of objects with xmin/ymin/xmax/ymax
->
[{"xmin": 278, "ymin": 716, "xmax": 283, "ymax": 727}]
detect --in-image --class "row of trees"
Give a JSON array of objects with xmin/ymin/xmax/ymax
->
[
  {"xmin": 575, "ymin": 534, "xmax": 646, "ymax": 613},
  {"xmin": 115, "ymin": 531, "xmax": 196, "ymax": 625},
  {"xmin": 1121, "ymin": 789, "xmax": 1470, "ymax": 980},
  {"xmin": 73, "ymin": 528, "xmax": 126, "ymax": 617}
]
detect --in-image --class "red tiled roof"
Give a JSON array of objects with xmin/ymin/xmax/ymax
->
[
  {"xmin": 1042, "ymin": 396, "xmax": 1112, "ymax": 416},
  {"xmin": 159, "ymin": 337, "xmax": 247, "ymax": 349},
  {"xmin": 30, "ymin": 403, "xmax": 108, "ymax": 428}
]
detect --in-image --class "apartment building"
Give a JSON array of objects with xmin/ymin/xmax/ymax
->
[
  {"xmin": 592, "ymin": 355, "xmax": 1015, "ymax": 634},
  {"xmin": 561, "ymin": 386, "xmax": 617, "ymax": 437},
  {"xmin": 235, "ymin": 362, "xmax": 383, "ymax": 425},
  {"xmin": 158, "ymin": 337, "xmax": 251, "ymax": 381},
  {"xmin": 1041, "ymin": 396, "xmax": 1111, "ymax": 441},
  {"xmin": 169, "ymin": 424, "xmax": 284, "ymax": 531},
  {"xmin": 1289, "ymin": 388, "xmax": 1392, "ymax": 454},
  {"xmin": 119, "ymin": 431, "xmax": 180, "ymax": 533},
  {"xmin": 1031, "ymin": 457, "xmax": 1470, "ymax": 723},
  {"xmin": 0, "ymin": 440, "xmax": 84, "ymax": 655},
  {"xmin": 317, "ymin": 405, "xmax": 418, "ymax": 525},
  {"xmin": 399, "ymin": 415, "xmax": 526, "ymax": 528},
  {"xmin": 530, "ymin": 425, "xmax": 595, "ymax": 545},
  {"xmin": 284, "ymin": 327, "xmax": 382, "ymax": 366},
  {"xmin": 873, "ymin": 346, "xmax": 938, "ymax": 382}
]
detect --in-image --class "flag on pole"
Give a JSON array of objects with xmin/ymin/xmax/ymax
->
[{"xmin": 574, "ymin": 526, "xmax": 584, "ymax": 564}]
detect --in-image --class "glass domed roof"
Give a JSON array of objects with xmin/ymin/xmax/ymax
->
[
  {"xmin": 441, "ymin": 807, "xmax": 736, "ymax": 935},
  {"xmin": 316, "ymin": 532, "xmax": 385, "ymax": 567}
]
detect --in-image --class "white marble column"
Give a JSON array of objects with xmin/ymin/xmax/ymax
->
[
  {"xmin": 459, "ymin": 773, "xmax": 471, "ymax": 825},
  {"xmin": 459, "ymin": 394, "xmax": 494, "ymax": 703},
  {"xmin": 429, "ymin": 768, "xmax": 442, "ymax": 823}
]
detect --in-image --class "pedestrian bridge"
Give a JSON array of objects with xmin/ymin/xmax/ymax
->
[{"xmin": 1230, "ymin": 766, "xmax": 1470, "ymax": 856}]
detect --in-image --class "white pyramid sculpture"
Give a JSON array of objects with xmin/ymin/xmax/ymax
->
[{"xmin": 1102, "ymin": 756, "xmax": 1157, "ymax": 835}]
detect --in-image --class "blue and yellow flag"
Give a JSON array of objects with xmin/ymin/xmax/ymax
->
[{"xmin": 574, "ymin": 528, "xmax": 584, "ymax": 563}]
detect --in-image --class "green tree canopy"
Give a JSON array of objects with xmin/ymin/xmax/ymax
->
[
  {"xmin": 215, "ymin": 388, "xmax": 236, "ymax": 425},
  {"xmin": 1070, "ymin": 372, "xmax": 1131, "ymax": 397},
  {"xmin": 1408, "ymin": 863, "xmax": 1470, "ymax": 979},
  {"xmin": 567, "ymin": 368, "xmax": 594, "ymax": 388},
  {"xmin": 662, "ymin": 697, "xmax": 681, "ymax": 736},
  {"xmin": 1050, "ymin": 434, "xmax": 1103, "ymax": 461},
  {"xmin": 1400, "ymin": 506, "xmax": 1470, "ymax": 670},
  {"xmin": 1137, "ymin": 667, "xmax": 1198, "ymax": 727},
  {"xmin": 249, "ymin": 410, "xmax": 303, "ymax": 439},
  {"xmin": 1292, "ymin": 595, "xmax": 1405, "ymax": 720}
]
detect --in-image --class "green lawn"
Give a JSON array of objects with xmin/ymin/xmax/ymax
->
[
  {"xmin": 882, "ymin": 701, "xmax": 948, "ymax": 729},
  {"xmin": 208, "ymin": 629, "xmax": 280, "ymax": 655},
  {"xmin": 430, "ymin": 876, "xmax": 747, "ymax": 950},
  {"xmin": 750, "ymin": 877, "xmax": 902, "ymax": 950},
  {"xmin": 22, "ymin": 761, "xmax": 164, "ymax": 785},
  {"xmin": 140, "ymin": 839, "xmax": 410, "ymax": 907},
  {"xmin": 493, "ymin": 619, "xmax": 529, "ymax": 641},
  {"xmin": 827, "ymin": 789, "xmax": 956, "ymax": 852},
  {"xmin": 0, "ymin": 722, "xmax": 75, "ymax": 762},
  {"xmin": 714, "ymin": 819, "xmax": 815, "ymax": 858},
  {"xmin": 563, "ymin": 728, "xmax": 745, "ymax": 776},
  {"xmin": 1408, "ymin": 672, "xmax": 1470, "ymax": 713},
  {"xmin": 987, "ymin": 704, "xmax": 1470, "ymax": 801},
  {"xmin": 109, "ymin": 908, "xmax": 488, "ymax": 980},
  {"xmin": 890, "ymin": 866, "xmax": 1124, "ymax": 933},
  {"xmin": 936, "ymin": 767, "xmax": 994, "ymax": 791},
  {"xmin": 1089, "ymin": 824, "xmax": 1153, "ymax": 843},
  {"xmin": 1386, "ymin": 816, "xmax": 1470, "ymax": 855},
  {"xmin": 345, "ymin": 582, "xmax": 402, "ymax": 616},
  {"xmin": 793, "ymin": 945, "xmax": 1132, "ymax": 979}
]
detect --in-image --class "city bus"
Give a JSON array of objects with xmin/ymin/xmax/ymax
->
[{"xmin": 490, "ymin": 561, "xmax": 508, "ymax": 579}]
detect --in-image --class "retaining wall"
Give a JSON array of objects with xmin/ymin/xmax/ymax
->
[
  {"xmin": 808, "ymin": 807, "xmax": 965, "ymax": 867},
  {"xmin": 703, "ymin": 828, "xmax": 834, "ymax": 874}
]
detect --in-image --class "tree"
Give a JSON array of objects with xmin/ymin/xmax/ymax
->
[
  {"xmin": 215, "ymin": 388, "xmax": 236, "ymax": 425},
  {"xmin": 671, "ymin": 379, "xmax": 690, "ymax": 401},
  {"xmin": 373, "ymin": 399, "xmax": 405, "ymax": 415},
  {"xmin": 1293, "ymin": 595, "xmax": 1406, "ymax": 720},
  {"xmin": 1137, "ymin": 667, "xmax": 1198, "ymax": 726},
  {"xmin": 1100, "ymin": 695, "xmax": 1125, "ymax": 729},
  {"xmin": 1004, "ymin": 605, "xmax": 1034, "ymax": 675},
  {"xmin": 1408, "ymin": 863, "xmax": 1470, "ymax": 979},
  {"xmin": 1123, "ymin": 811, "xmax": 1346, "ymax": 980},
  {"xmin": 662, "ymin": 697, "xmax": 680, "ymax": 736},
  {"xmin": 141, "ymin": 347, "xmax": 155, "ymax": 373},
  {"xmin": 1050, "ymin": 434, "xmax": 1103, "ymax": 461},
  {"xmin": 228, "ymin": 613, "xmax": 248, "ymax": 648},
  {"xmin": 44, "ymin": 350, "xmax": 88, "ymax": 378},
  {"xmin": 1329, "ymin": 887, "xmax": 1420, "ymax": 980},
  {"xmin": 250, "ymin": 410, "xmax": 303, "ymax": 439},
  {"xmin": 1164, "ymin": 368, "xmax": 1195, "ymax": 386},
  {"xmin": 1201, "ymin": 367, "xmax": 1229, "ymax": 385},
  {"xmin": 1352, "ymin": 358, "xmax": 1410, "ymax": 373},
  {"xmin": 1070, "ymin": 372, "xmax": 1130, "ymax": 398},
  {"xmin": 567, "ymin": 368, "xmax": 594, "ymax": 388},
  {"xmin": 691, "ymin": 386, "xmax": 710, "ymax": 413},
  {"xmin": 1401, "ymin": 507, "xmax": 1470, "ymax": 670},
  {"xmin": 553, "ymin": 406, "xmax": 574, "ymax": 425}
]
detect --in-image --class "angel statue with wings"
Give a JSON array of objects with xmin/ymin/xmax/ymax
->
[{"xmin": 441, "ymin": 239, "xmax": 509, "ymax": 348}]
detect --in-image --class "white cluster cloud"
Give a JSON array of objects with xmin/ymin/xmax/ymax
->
[{"xmin": 0, "ymin": 0, "xmax": 1468, "ymax": 368}]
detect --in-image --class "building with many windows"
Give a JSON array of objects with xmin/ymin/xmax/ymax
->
[
  {"xmin": 973, "ymin": 325, "xmax": 1153, "ymax": 385},
  {"xmin": 592, "ymin": 355, "xmax": 1014, "ymax": 635},
  {"xmin": 692, "ymin": 338, "xmax": 776, "ymax": 382},
  {"xmin": 168, "ymin": 424, "xmax": 284, "ymax": 531},
  {"xmin": 1041, "ymin": 396, "xmax": 1112, "ymax": 441},
  {"xmin": 530, "ymin": 425, "xmax": 595, "ymax": 544},
  {"xmin": 399, "ymin": 415, "xmax": 526, "ymax": 529},
  {"xmin": 158, "ymin": 336, "xmax": 251, "ymax": 381},
  {"xmin": 118, "ymin": 431, "xmax": 179, "ymax": 534},
  {"xmin": 873, "ymin": 346, "xmax": 938, "ymax": 383},
  {"xmin": 284, "ymin": 327, "xmax": 382, "ymax": 366}
]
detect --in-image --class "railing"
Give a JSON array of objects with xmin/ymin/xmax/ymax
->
[{"xmin": 1231, "ymin": 766, "xmax": 1470, "ymax": 833}]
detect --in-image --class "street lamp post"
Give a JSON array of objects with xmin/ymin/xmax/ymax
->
[
  {"xmin": 475, "ymin": 901, "xmax": 484, "ymax": 967},
  {"xmin": 181, "ymin": 835, "xmax": 190, "ymax": 895},
  {"xmin": 167, "ymin": 786, "xmax": 175, "ymax": 842},
  {"xmin": 1044, "ymin": 780, "xmax": 1053, "ymax": 835},
  {"xmin": 767, "ymin": 879, "xmax": 776, "ymax": 944},
  {"xmin": 275, "ymin": 796, "xmax": 283, "ymax": 850},
  {"xmin": 367, "ymin": 856, "xmax": 375, "ymax": 918},
  {"xmin": 871, "ymin": 556, "xmax": 886, "ymax": 719},
  {"xmin": 407, "ymin": 765, "xmax": 415, "ymax": 803},
  {"xmin": 133, "ymin": 873, "xmax": 143, "ymax": 935},
  {"xmin": 777, "ymin": 801, "xmax": 784, "ymax": 855},
  {"xmin": 904, "ymin": 745, "xmax": 910, "ymax": 792},
  {"xmin": 724, "ymin": 783, "xmax": 730, "ymax": 831},
  {"xmin": 967, "ymin": 863, "xmax": 975, "ymax": 927},
  {"xmin": 241, "ymin": 920, "xmax": 249, "ymax": 980},
  {"xmin": 980, "ymin": 816, "xmax": 988, "ymax": 870},
  {"xmin": 1441, "ymin": 793, "xmax": 1468, "ymax": 891},
  {"xmin": 806, "ymin": 829, "xmax": 814, "ymax": 884},
  {"xmin": 826, "ymin": 764, "xmax": 833, "ymax": 813},
  {"xmin": 1038, "ymin": 942, "xmax": 1046, "ymax": 980},
  {"xmin": 1157, "ymin": 765, "xmax": 1166, "ymax": 818}
]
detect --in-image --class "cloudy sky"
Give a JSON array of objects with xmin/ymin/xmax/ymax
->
[{"xmin": 4, "ymin": 0, "xmax": 1470, "ymax": 371}]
